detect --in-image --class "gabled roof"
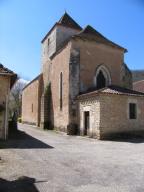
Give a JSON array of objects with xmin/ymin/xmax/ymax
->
[
  {"xmin": 79, "ymin": 25, "xmax": 106, "ymax": 37},
  {"xmin": 78, "ymin": 85, "xmax": 144, "ymax": 100},
  {"xmin": 0, "ymin": 63, "xmax": 17, "ymax": 88},
  {"xmin": 58, "ymin": 12, "xmax": 82, "ymax": 30},
  {"xmin": 22, "ymin": 74, "xmax": 42, "ymax": 91},
  {"xmin": 74, "ymin": 25, "xmax": 127, "ymax": 52}
]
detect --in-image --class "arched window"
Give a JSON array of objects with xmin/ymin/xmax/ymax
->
[
  {"xmin": 94, "ymin": 65, "xmax": 111, "ymax": 89},
  {"xmin": 59, "ymin": 72, "xmax": 63, "ymax": 111},
  {"xmin": 96, "ymin": 70, "xmax": 106, "ymax": 89}
]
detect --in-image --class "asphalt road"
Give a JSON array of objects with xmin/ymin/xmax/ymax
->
[{"xmin": 0, "ymin": 124, "xmax": 144, "ymax": 192}]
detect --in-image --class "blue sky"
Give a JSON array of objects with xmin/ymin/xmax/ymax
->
[{"xmin": 0, "ymin": 0, "xmax": 144, "ymax": 80}]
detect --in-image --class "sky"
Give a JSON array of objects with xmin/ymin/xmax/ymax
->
[{"xmin": 0, "ymin": 0, "xmax": 144, "ymax": 81}]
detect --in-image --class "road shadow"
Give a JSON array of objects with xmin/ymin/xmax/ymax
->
[
  {"xmin": 0, "ymin": 130, "xmax": 54, "ymax": 149},
  {"xmin": 106, "ymin": 133, "xmax": 144, "ymax": 143},
  {"xmin": 0, "ymin": 176, "xmax": 39, "ymax": 192}
]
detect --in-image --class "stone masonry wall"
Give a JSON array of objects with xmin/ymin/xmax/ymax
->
[
  {"xmin": 49, "ymin": 42, "xmax": 71, "ymax": 131},
  {"xmin": 99, "ymin": 94, "xmax": 144, "ymax": 138},
  {"xmin": 71, "ymin": 39, "xmax": 125, "ymax": 92},
  {"xmin": 69, "ymin": 48, "xmax": 80, "ymax": 126},
  {"xmin": 41, "ymin": 26, "xmax": 79, "ymax": 86},
  {"xmin": 79, "ymin": 98, "xmax": 101, "ymax": 138},
  {"xmin": 22, "ymin": 76, "xmax": 42, "ymax": 126},
  {"xmin": 56, "ymin": 26, "xmax": 79, "ymax": 50}
]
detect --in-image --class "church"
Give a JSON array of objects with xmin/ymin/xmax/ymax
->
[{"xmin": 22, "ymin": 13, "xmax": 144, "ymax": 139}]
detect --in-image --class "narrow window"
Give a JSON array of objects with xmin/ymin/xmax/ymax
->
[
  {"xmin": 60, "ymin": 72, "xmax": 63, "ymax": 111},
  {"xmin": 32, "ymin": 104, "xmax": 33, "ymax": 113},
  {"xmin": 129, "ymin": 103, "xmax": 137, "ymax": 119},
  {"xmin": 48, "ymin": 38, "xmax": 50, "ymax": 53}
]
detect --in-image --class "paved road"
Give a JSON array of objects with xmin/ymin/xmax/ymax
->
[{"xmin": 1, "ymin": 124, "xmax": 144, "ymax": 192}]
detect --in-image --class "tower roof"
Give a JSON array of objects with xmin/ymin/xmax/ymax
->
[
  {"xmin": 41, "ymin": 12, "xmax": 82, "ymax": 43},
  {"xmin": 58, "ymin": 12, "xmax": 82, "ymax": 30}
]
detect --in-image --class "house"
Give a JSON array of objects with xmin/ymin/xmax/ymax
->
[
  {"xmin": 0, "ymin": 64, "xmax": 17, "ymax": 139},
  {"xmin": 22, "ymin": 13, "xmax": 144, "ymax": 139}
]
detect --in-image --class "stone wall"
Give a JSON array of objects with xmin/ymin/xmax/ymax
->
[
  {"xmin": 79, "ymin": 99, "xmax": 100, "ymax": 138},
  {"xmin": 79, "ymin": 94, "xmax": 144, "ymax": 139},
  {"xmin": 71, "ymin": 38, "xmax": 125, "ymax": 92},
  {"xmin": 41, "ymin": 26, "xmax": 79, "ymax": 81},
  {"xmin": 69, "ymin": 48, "xmax": 80, "ymax": 126},
  {"xmin": 100, "ymin": 94, "xmax": 144, "ymax": 138},
  {"xmin": 120, "ymin": 63, "xmax": 132, "ymax": 89},
  {"xmin": 56, "ymin": 26, "xmax": 79, "ymax": 50},
  {"xmin": 22, "ymin": 75, "xmax": 42, "ymax": 126},
  {"xmin": 49, "ymin": 42, "xmax": 71, "ymax": 131},
  {"xmin": 0, "ymin": 76, "xmax": 10, "ymax": 139},
  {"xmin": 42, "ymin": 28, "xmax": 57, "ymax": 60}
]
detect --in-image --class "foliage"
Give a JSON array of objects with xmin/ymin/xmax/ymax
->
[
  {"xmin": 44, "ymin": 83, "xmax": 51, "ymax": 97},
  {"xmin": 44, "ymin": 83, "xmax": 52, "ymax": 129},
  {"xmin": 9, "ymin": 77, "xmax": 28, "ymax": 118}
]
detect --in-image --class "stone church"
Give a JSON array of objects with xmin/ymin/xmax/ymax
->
[{"xmin": 22, "ymin": 13, "xmax": 144, "ymax": 139}]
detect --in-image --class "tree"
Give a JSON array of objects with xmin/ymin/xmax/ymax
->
[{"xmin": 9, "ymin": 78, "xmax": 29, "ymax": 119}]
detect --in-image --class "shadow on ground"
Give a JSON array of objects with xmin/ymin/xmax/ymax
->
[
  {"xmin": 107, "ymin": 133, "xmax": 144, "ymax": 143},
  {"xmin": 0, "ymin": 176, "xmax": 39, "ymax": 192},
  {"xmin": 0, "ymin": 130, "xmax": 54, "ymax": 149}
]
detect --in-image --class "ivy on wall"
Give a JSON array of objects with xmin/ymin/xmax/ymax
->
[{"xmin": 44, "ymin": 83, "xmax": 52, "ymax": 129}]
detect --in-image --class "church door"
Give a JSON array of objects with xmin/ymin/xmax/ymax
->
[
  {"xmin": 84, "ymin": 111, "xmax": 89, "ymax": 135},
  {"xmin": 96, "ymin": 71, "xmax": 106, "ymax": 89}
]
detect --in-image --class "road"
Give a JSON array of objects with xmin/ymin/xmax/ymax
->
[{"xmin": 0, "ymin": 123, "xmax": 144, "ymax": 192}]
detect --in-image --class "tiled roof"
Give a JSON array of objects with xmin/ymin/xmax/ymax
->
[
  {"xmin": 0, "ymin": 63, "xmax": 15, "ymax": 75},
  {"xmin": 0, "ymin": 63, "xmax": 17, "ymax": 88},
  {"xmin": 78, "ymin": 85, "xmax": 144, "ymax": 100},
  {"xmin": 74, "ymin": 25, "xmax": 127, "ymax": 52},
  {"xmin": 58, "ymin": 12, "xmax": 82, "ymax": 30},
  {"xmin": 133, "ymin": 80, "xmax": 144, "ymax": 93}
]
